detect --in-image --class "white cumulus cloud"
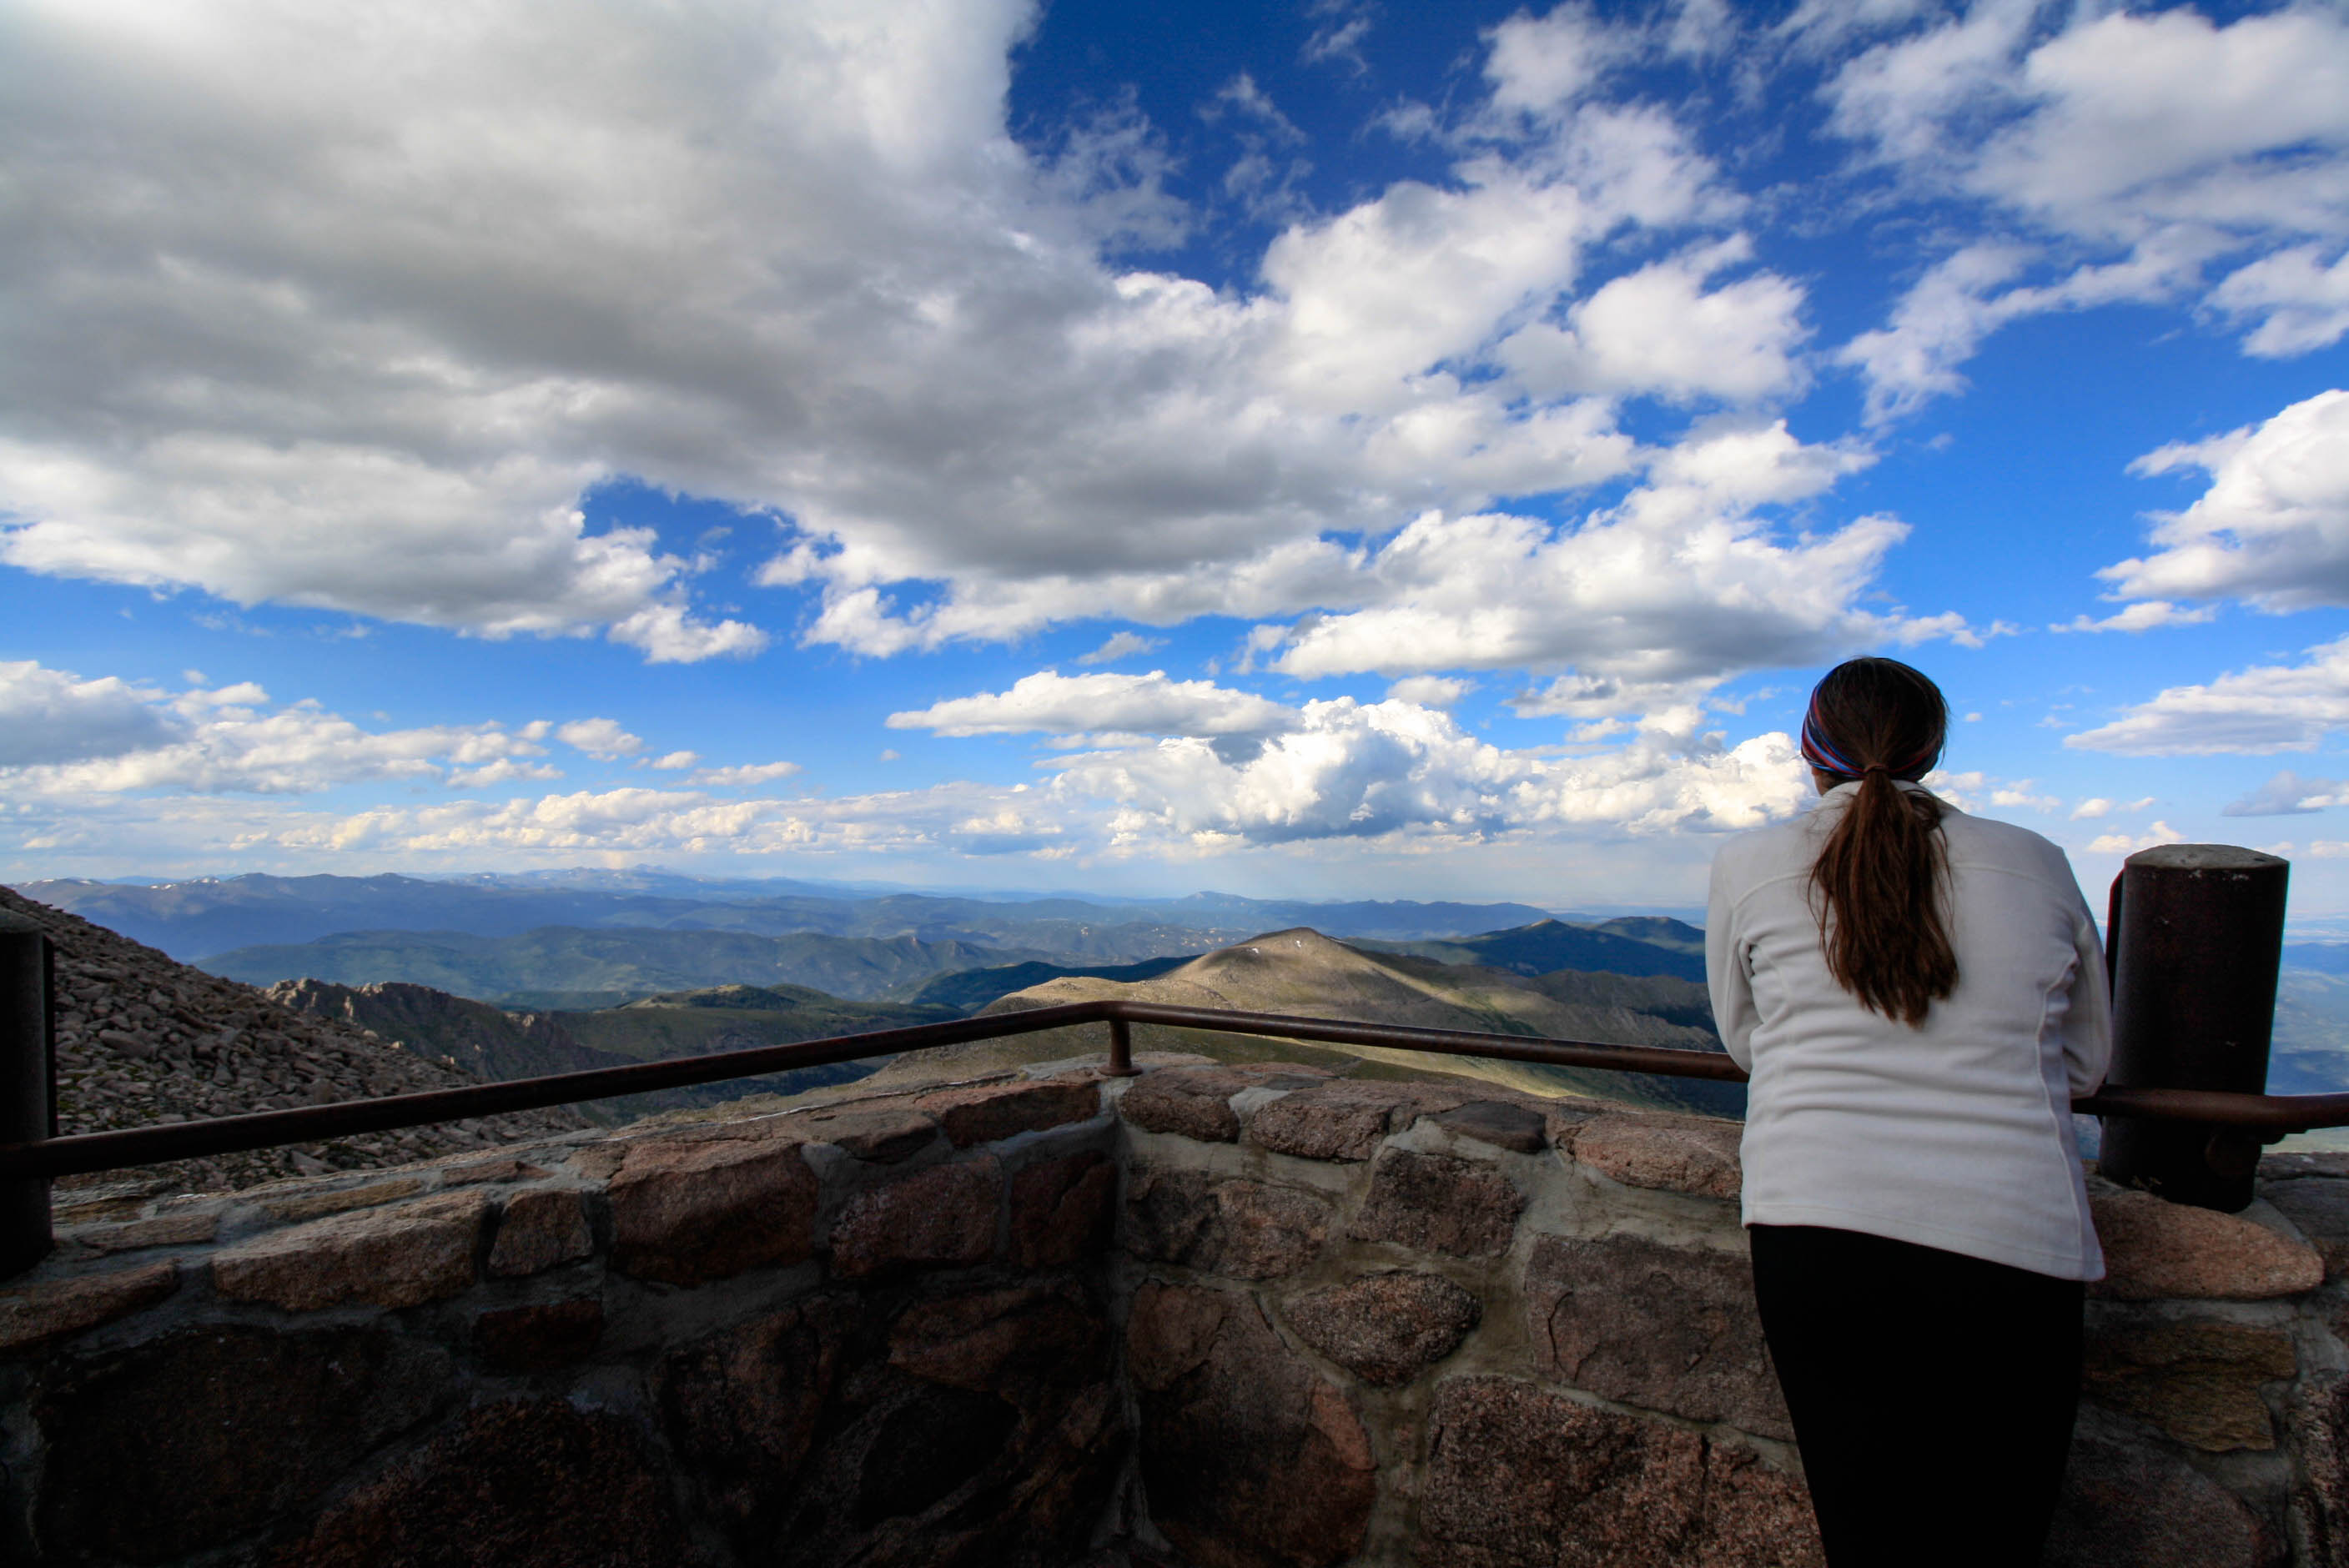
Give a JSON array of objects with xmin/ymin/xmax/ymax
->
[
  {"xmin": 2085, "ymin": 822, "xmax": 2186, "ymax": 857},
  {"xmin": 2224, "ymin": 770, "xmax": 2349, "ymax": 818},
  {"xmin": 1386, "ymin": 676, "xmax": 1474, "ymax": 709},
  {"xmin": 2068, "ymin": 797, "xmax": 2153, "ymax": 821},
  {"xmin": 1074, "ymin": 631, "xmax": 1164, "ymax": 666},
  {"xmin": 2213, "ymin": 245, "xmax": 2349, "ymax": 357},
  {"xmin": 2102, "ymin": 390, "xmax": 2349, "ymax": 613},
  {"xmin": 2050, "ymin": 601, "xmax": 2217, "ymax": 634},
  {"xmin": 556, "ymin": 719, "xmax": 645, "ymax": 761},
  {"xmin": 1989, "ymin": 782, "xmax": 2058, "ymax": 813},
  {"xmin": 0, "ymin": 665, "xmax": 566, "ymax": 796},
  {"xmin": 1481, "ymin": 7, "xmax": 1638, "ymax": 118},
  {"xmin": 1496, "ymin": 238, "xmax": 1810, "ymax": 405},
  {"xmin": 3, "ymin": 693, "xmax": 1833, "ymax": 872},
  {"xmin": 2065, "ymin": 636, "xmax": 2349, "ymax": 756},
  {"xmin": 888, "ymin": 671, "xmax": 1296, "ymax": 741},
  {"xmin": 687, "ymin": 761, "xmax": 806, "ymax": 788},
  {"xmin": 1053, "ymin": 697, "xmax": 1809, "ymax": 847},
  {"xmin": 1260, "ymin": 445, "xmax": 1920, "ymax": 696},
  {"xmin": 1828, "ymin": 5, "xmax": 2349, "ymax": 416},
  {"xmin": 0, "ymin": 661, "xmax": 181, "ymax": 767}
]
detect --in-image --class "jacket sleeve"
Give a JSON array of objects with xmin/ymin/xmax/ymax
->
[
  {"xmin": 1706, "ymin": 852, "xmax": 1758, "ymax": 1073},
  {"xmin": 2062, "ymin": 897, "xmax": 2113, "ymax": 1098}
]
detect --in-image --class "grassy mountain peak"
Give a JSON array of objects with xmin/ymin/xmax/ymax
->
[{"xmin": 888, "ymin": 925, "xmax": 1739, "ymax": 1118}]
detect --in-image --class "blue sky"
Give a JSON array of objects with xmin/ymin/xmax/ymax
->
[{"xmin": 4, "ymin": 0, "xmax": 2349, "ymax": 911}]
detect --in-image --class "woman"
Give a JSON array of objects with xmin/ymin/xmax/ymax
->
[{"xmin": 1706, "ymin": 657, "xmax": 2109, "ymax": 1567}]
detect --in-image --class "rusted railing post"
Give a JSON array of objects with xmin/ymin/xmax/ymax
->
[
  {"xmin": 2099, "ymin": 845, "xmax": 2289, "ymax": 1213},
  {"xmin": 1102, "ymin": 1013, "xmax": 1141, "ymax": 1078},
  {"xmin": 0, "ymin": 912, "xmax": 56, "ymax": 1277}
]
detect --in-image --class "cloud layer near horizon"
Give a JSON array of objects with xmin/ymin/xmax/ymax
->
[{"xmin": 0, "ymin": 656, "xmax": 1817, "ymax": 864}]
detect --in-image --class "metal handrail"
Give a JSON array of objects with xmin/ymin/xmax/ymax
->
[{"xmin": 4, "ymin": 997, "xmax": 2348, "ymax": 1182}]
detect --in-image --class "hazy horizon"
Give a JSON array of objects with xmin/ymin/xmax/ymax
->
[{"xmin": 6, "ymin": 863, "xmax": 1708, "ymax": 924}]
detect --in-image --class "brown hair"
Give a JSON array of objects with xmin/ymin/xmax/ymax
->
[{"xmin": 1804, "ymin": 657, "xmax": 1955, "ymax": 1026}]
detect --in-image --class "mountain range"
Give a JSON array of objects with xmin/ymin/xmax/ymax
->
[
  {"xmin": 225, "ymin": 922, "xmax": 1739, "ymax": 1125},
  {"xmin": 195, "ymin": 912, "xmax": 1718, "ymax": 1008},
  {"xmin": 18, "ymin": 872, "xmax": 1561, "ymax": 962},
  {"xmin": 33, "ymin": 855, "xmax": 2349, "ymax": 1182},
  {"xmin": 1357, "ymin": 917, "xmax": 1707, "ymax": 983},
  {"xmin": 203, "ymin": 926, "xmax": 1023, "ymax": 1003},
  {"xmin": 898, "ymin": 954, "xmax": 1197, "ymax": 1013},
  {"xmin": 269, "ymin": 977, "xmax": 938, "ymax": 1120}
]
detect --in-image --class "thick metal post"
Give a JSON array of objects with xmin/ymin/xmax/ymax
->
[
  {"xmin": 1103, "ymin": 1014, "xmax": 1141, "ymax": 1078},
  {"xmin": 0, "ymin": 912, "xmax": 55, "ymax": 1277},
  {"xmin": 2099, "ymin": 845, "xmax": 2289, "ymax": 1212}
]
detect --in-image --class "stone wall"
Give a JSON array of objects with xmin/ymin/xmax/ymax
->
[{"xmin": 2, "ymin": 1054, "xmax": 2346, "ymax": 1566}]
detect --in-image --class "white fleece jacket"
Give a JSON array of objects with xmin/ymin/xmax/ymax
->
[{"xmin": 1706, "ymin": 782, "xmax": 2110, "ymax": 1280}]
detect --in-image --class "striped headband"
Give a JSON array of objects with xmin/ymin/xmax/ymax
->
[{"xmin": 1799, "ymin": 690, "xmax": 1941, "ymax": 781}]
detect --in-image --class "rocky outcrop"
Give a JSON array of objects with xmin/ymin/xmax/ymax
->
[
  {"xmin": 264, "ymin": 976, "xmax": 634, "ymax": 1083},
  {"xmin": 3, "ymin": 884, "xmax": 587, "ymax": 1194},
  {"xmin": 264, "ymin": 976, "xmax": 861, "ymax": 1124}
]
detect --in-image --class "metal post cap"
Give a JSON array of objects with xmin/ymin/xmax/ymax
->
[{"xmin": 2125, "ymin": 845, "xmax": 2289, "ymax": 872}]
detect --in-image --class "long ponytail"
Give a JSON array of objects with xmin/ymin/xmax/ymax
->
[{"xmin": 1802, "ymin": 658, "xmax": 1956, "ymax": 1027}]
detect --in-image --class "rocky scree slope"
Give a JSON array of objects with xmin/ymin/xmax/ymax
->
[
  {"xmin": 265, "ymin": 977, "xmax": 633, "ymax": 1083},
  {"xmin": 268, "ymin": 977, "xmax": 899, "ymax": 1121},
  {"xmin": 1, "ymin": 885, "xmax": 588, "ymax": 1196}
]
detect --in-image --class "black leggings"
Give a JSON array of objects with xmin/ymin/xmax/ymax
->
[{"xmin": 1748, "ymin": 1224, "xmax": 2085, "ymax": 1568}]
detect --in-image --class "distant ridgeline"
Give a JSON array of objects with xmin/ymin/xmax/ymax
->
[
  {"xmin": 1353, "ymin": 917, "xmax": 1704, "ymax": 983},
  {"xmin": 15, "ymin": 872, "xmax": 1559, "ymax": 962},
  {"xmin": 8, "ymin": 874, "xmax": 1733, "ymax": 1138},
  {"xmin": 209, "ymin": 917, "xmax": 1729, "ymax": 1117},
  {"xmin": 2267, "ymin": 943, "xmax": 2349, "ymax": 1103},
  {"xmin": 204, "ymin": 927, "xmax": 1017, "ymax": 1004},
  {"xmin": 21, "ymin": 869, "xmax": 1698, "ymax": 1010}
]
